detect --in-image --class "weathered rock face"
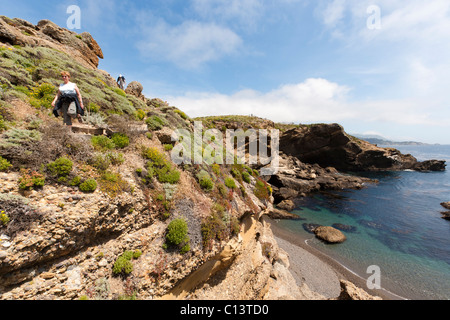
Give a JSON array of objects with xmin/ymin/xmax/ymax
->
[
  {"xmin": 266, "ymin": 208, "xmax": 302, "ymax": 220},
  {"xmin": 266, "ymin": 154, "xmax": 373, "ymax": 203},
  {"xmin": 337, "ymin": 280, "xmax": 382, "ymax": 300},
  {"xmin": 125, "ymin": 81, "xmax": 144, "ymax": 100},
  {"xmin": 279, "ymin": 124, "xmax": 446, "ymax": 172},
  {"xmin": 0, "ymin": 17, "xmax": 103, "ymax": 68},
  {"xmin": 314, "ymin": 226, "xmax": 347, "ymax": 244}
]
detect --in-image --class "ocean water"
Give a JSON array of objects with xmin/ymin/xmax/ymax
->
[{"xmin": 276, "ymin": 144, "xmax": 450, "ymax": 300}]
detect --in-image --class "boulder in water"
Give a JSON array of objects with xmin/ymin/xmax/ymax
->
[
  {"xmin": 441, "ymin": 202, "xmax": 450, "ymax": 210},
  {"xmin": 314, "ymin": 226, "xmax": 347, "ymax": 244},
  {"xmin": 441, "ymin": 212, "xmax": 450, "ymax": 220}
]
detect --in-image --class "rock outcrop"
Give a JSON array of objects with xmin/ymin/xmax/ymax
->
[
  {"xmin": 125, "ymin": 81, "xmax": 144, "ymax": 100},
  {"xmin": 265, "ymin": 153, "xmax": 373, "ymax": 203},
  {"xmin": 441, "ymin": 202, "xmax": 450, "ymax": 210},
  {"xmin": 0, "ymin": 16, "xmax": 103, "ymax": 68},
  {"xmin": 313, "ymin": 226, "xmax": 347, "ymax": 244},
  {"xmin": 279, "ymin": 124, "xmax": 446, "ymax": 172},
  {"xmin": 336, "ymin": 280, "xmax": 382, "ymax": 300}
]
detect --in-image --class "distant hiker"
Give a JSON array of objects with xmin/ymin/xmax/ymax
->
[
  {"xmin": 51, "ymin": 71, "xmax": 85, "ymax": 128},
  {"xmin": 117, "ymin": 74, "xmax": 126, "ymax": 90}
]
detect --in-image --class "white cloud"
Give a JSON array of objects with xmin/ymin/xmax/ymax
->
[
  {"xmin": 167, "ymin": 78, "xmax": 445, "ymax": 130},
  {"xmin": 137, "ymin": 19, "xmax": 242, "ymax": 69},
  {"xmin": 169, "ymin": 78, "xmax": 351, "ymax": 123},
  {"xmin": 318, "ymin": 0, "xmax": 450, "ymax": 46}
]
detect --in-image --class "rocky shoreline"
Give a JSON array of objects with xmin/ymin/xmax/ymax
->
[
  {"xmin": 279, "ymin": 124, "xmax": 446, "ymax": 173},
  {"xmin": 268, "ymin": 218, "xmax": 403, "ymax": 300},
  {"xmin": 441, "ymin": 202, "xmax": 450, "ymax": 220}
]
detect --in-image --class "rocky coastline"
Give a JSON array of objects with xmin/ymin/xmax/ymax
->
[{"xmin": 0, "ymin": 16, "xmax": 446, "ymax": 302}]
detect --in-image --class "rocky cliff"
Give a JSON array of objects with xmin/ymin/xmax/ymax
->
[
  {"xmin": 0, "ymin": 17, "xmax": 388, "ymax": 301},
  {"xmin": 0, "ymin": 16, "xmax": 103, "ymax": 69},
  {"xmin": 279, "ymin": 123, "xmax": 446, "ymax": 172}
]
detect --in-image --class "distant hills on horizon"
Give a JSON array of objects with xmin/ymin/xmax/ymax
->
[{"xmin": 351, "ymin": 133, "xmax": 442, "ymax": 146}]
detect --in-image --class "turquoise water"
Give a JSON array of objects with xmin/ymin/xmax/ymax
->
[{"xmin": 276, "ymin": 145, "xmax": 450, "ymax": 300}]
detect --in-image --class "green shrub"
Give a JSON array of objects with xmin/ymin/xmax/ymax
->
[
  {"xmin": 112, "ymin": 249, "xmax": 142, "ymax": 276},
  {"xmin": 106, "ymin": 152, "xmax": 125, "ymax": 166},
  {"xmin": 111, "ymin": 133, "xmax": 129, "ymax": 149},
  {"xmin": 196, "ymin": 170, "xmax": 214, "ymax": 192},
  {"xmin": 166, "ymin": 218, "xmax": 189, "ymax": 246},
  {"xmin": 146, "ymin": 115, "xmax": 166, "ymax": 131},
  {"xmin": 0, "ymin": 156, "xmax": 12, "ymax": 172},
  {"xmin": 164, "ymin": 144, "xmax": 173, "ymax": 151},
  {"xmin": 180, "ymin": 243, "xmax": 191, "ymax": 254},
  {"xmin": 230, "ymin": 216, "xmax": 240, "ymax": 236},
  {"xmin": 13, "ymin": 85, "xmax": 30, "ymax": 96},
  {"xmin": 113, "ymin": 88, "xmax": 126, "ymax": 97},
  {"xmin": 242, "ymin": 171, "xmax": 251, "ymax": 183},
  {"xmin": 174, "ymin": 109, "xmax": 188, "ymax": 120},
  {"xmin": 231, "ymin": 168, "xmax": 242, "ymax": 181},
  {"xmin": 254, "ymin": 179, "xmax": 271, "ymax": 200},
  {"xmin": 90, "ymin": 153, "xmax": 111, "ymax": 171},
  {"xmin": 0, "ymin": 115, "xmax": 6, "ymax": 133},
  {"xmin": 91, "ymin": 135, "xmax": 115, "ymax": 151},
  {"xmin": 201, "ymin": 211, "xmax": 227, "ymax": 248},
  {"xmin": 47, "ymin": 157, "xmax": 73, "ymax": 177},
  {"xmin": 1, "ymin": 128, "xmax": 41, "ymax": 147},
  {"xmin": 135, "ymin": 109, "xmax": 146, "ymax": 120},
  {"xmin": 29, "ymin": 83, "xmax": 55, "ymax": 109},
  {"xmin": 224, "ymin": 177, "xmax": 236, "ymax": 189},
  {"xmin": 217, "ymin": 183, "xmax": 227, "ymax": 197},
  {"xmin": 31, "ymin": 83, "xmax": 55, "ymax": 99},
  {"xmin": 0, "ymin": 211, "xmax": 10, "ymax": 226},
  {"xmin": 212, "ymin": 164, "xmax": 221, "ymax": 176},
  {"xmin": 112, "ymin": 252, "xmax": 133, "ymax": 275},
  {"xmin": 69, "ymin": 176, "xmax": 82, "ymax": 186},
  {"xmin": 142, "ymin": 147, "xmax": 180, "ymax": 185},
  {"xmin": 79, "ymin": 179, "xmax": 97, "ymax": 193},
  {"xmin": 88, "ymin": 102, "xmax": 100, "ymax": 113},
  {"xmin": 98, "ymin": 171, "xmax": 129, "ymax": 198},
  {"xmin": 18, "ymin": 169, "xmax": 45, "ymax": 190},
  {"xmin": 155, "ymin": 166, "xmax": 181, "ymax": 184}
]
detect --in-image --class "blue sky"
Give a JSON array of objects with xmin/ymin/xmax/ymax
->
[{"xmin": 2, "ymin": 0, "xmax": 450, "ymax": 144}]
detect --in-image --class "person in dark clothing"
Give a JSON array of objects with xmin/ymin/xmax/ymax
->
[
  {"xmin": 51, "ymin": 71, "xmax": 84, "ymax": 128},
  {"xmin": 117, "ymin": 74, "xmax": 126, "ymax": 90}
]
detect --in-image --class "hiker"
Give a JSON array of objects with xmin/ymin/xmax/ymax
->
[
  {"xmin": 117, "ymin": 74, "xmax": 126, "ymax": 90},
  {"xmin": 51, "ymin": 71, "xmax": 84, "ymax": 128}
]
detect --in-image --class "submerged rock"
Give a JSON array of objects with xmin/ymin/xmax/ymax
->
[
  {"xmin": 332, "ymin": 223, "xmax": 358, "ymax": 233},
  {"xmin": 302, "ymin": 223, "xmax": 322, "ymax": 234}
]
